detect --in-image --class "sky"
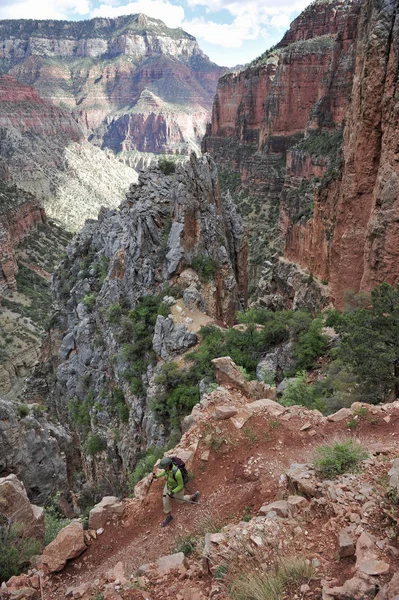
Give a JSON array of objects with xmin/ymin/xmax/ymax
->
[{"xmin": 0, "ymin": 0, "xmax": 313, "ymax": 66}]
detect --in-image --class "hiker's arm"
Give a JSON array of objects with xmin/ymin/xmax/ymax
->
[
  {"xmin": 154, "ymin": 469, "xmax": 166, "ymax": 479},
  {"xmin": 172, "ymin": 469, "xmax": 184, "ymax": 494}
]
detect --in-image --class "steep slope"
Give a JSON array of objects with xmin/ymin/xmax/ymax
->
[
  {"xmin": 204, "ymin": 0, "xmax": 399, "ymax": 309},
  {"xmin": 0, "ymin": 14, "xmax": 224, "ymax": 162},
  {"xmin": 0, "ymin": 74, "xmax": 138, "ymax": 231},
  {"xmin": 12, "ymin": 365, "xmax": 399, "ymax": 600},
  {"xmin": 41, "ymin": 154, "xmax": 247, "ymax": 500}
]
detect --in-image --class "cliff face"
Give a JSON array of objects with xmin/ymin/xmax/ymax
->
[
  {"xmin": 48, "ymin": 154, "xmax": 247, "ymax": 492},
  {"xmin": 0, "ymin": 14, "xmax": 224, "ymax": 160},
  {"xmin": 205, "ymin": 0, "xmax": 399, "ymax": 309},
  {"xmin": 0, "ymin": 183, "xmax": 46, "ymax": 295},
  {"xmin": 0, "ymin": 74, "xmax": 137, "ymax": 231}
]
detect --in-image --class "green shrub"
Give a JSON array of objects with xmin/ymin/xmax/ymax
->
[
  {"xmin": 44, "ymin": 496, "xmax": 71, "ymax": 546},
  {"xmin": 190, "ymin": 255, "xmax": 219, "ymax": 282},
  {"xmin": 230, "ymin": 558, "xmax": 315, "ymax": 600},
  {"xmin": 313, "ymin": 438, "xmax": 368, "ymax": 479},
  {"xmin": 85, "ymin": 434, "xmax": 107, "ymax": 456},
  {"xmin": 107, "ymin": 303, "xmax": 122, "ymax": 325},
  {"xmin": 158, "ymin": 157, "xmax": 176, "ymax": 175},
  {"xmin": 292, "ymin": 316, "xmax": 328, "ymax": 370},
  {"xmin": 281, "ymin": 372, "xmax": 326, "ymax": 412},
  {"xmin": 0, "ymin": 520, "xmax": 41, "ymax": 583},
  {"xmin": 127, "ymin": 447, "xmax": 164, "ymax": 494},
  {"xmin": 17, "ymin": 404, "xmax": 29, "ymax": 418}
]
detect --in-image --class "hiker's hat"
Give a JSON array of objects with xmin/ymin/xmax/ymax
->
[{"xmin": 159, "ymin": 457, "xmax": 173, "ymax": 469}]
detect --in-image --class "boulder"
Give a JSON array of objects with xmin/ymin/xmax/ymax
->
[
  {"xmin": 322, "ymin": 573, "xmax": 377, "ymax": 599},
  {"xmin": 0, "ymin": 474, "xmax": 44, "ymax": 543},
  {"xmin": 259, "ymin": 500, "xmax": 289, "ymax": 518},
  {"xmin": 138, "ymin": 552, "xmax": 188, "ymax": 576},
  {"xmin": 134, "ymin": 473, "xmax": 153, "ymax": 503},
  {"xmin": 338, "ymin": 530, "xmax": 355, "ymax": 558},
  {"xmin": 211, "ymin": 357, "xmax": 250, "ymax": 395},
  {"xmin": 153, "ymin": 316, "xmax": 197, "ymax": 361},
  {"xmin": 246, "ymin": 380, "xmax": 276, "ymax": 400},
  {"xmin": 286, "ymin": 463, "xmax": 319, "ymax": 497},
  {"xmin": 327, "ymin": 408, "xmax": 353, "ymax": 422},
  {"xmin": 287, "ymin": 495, "xmax": 309, "ymax": 516},
  {"xmin": 375, "ymin": 572, "xmax": 399, "ymax": 600},
  {"xmin": 256, "ymin": 341, "xmax": 296, "ymax": 381},
  {"xmin": 41, "ymin": 520, "xmax": 86, "ymax": 573},
  {"xmin": 88, "ymin": 496, "xmax": 124, "ymax": 530},
  {"xmin": 213, "ymin": 405, "xmax": 238, "ymax": 420},
  {"xmin": 388, "ymin": 458, "xmax": 399, "ymax": 496},
  {"xmin": 246, "ymin": 398, "xmax": 286, "ymax": 417}
]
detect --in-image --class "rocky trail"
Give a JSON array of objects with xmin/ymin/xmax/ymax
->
[{"xmin": 37, "ymin": 372, "xmax": 399, "ymax": 600}]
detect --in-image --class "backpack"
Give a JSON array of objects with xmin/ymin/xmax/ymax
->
[{"xmin": 171, "ymin": 456, "xmax": 189, "ymax": 486}]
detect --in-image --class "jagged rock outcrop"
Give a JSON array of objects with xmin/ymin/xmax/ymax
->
[
  {"xmin": 0, "ymin": 74, "xmax": 137, "ymax": 231},
  {"xmin": 48, "ymin": 153, "xmax": 247, "ymax": 492},
  {"xmin": 204, "ymin": 0, "xmax": 399, "ymax": 309},
  {"xmin": 0, "ymin": 398, "xmax": 74, "ymax": 504},
  {"xmin": 0, "ymin": 15, "xmax": 224, "ymax": 162}
]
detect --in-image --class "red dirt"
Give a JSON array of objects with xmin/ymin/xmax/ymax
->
[{"xmin": 42, "ymin": 402, "xmax": 399, "ymax": 600}]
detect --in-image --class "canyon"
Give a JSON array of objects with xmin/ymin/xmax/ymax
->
[
  {"xmin": 0, "ymin": 14, "xmax": 224, "ymax": 163},
  {"xmin": 204, "ymin": 0, "xmax": 399, "ymax": 309}
]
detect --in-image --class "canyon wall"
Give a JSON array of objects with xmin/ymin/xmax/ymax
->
[
  {"xmin": 0, "ymin": 14, "xmax": 224, "ymax": 160},
  {"xmin": 204, "ymin": 0, "xmax": 399, "ymax": 309},
  {"xmin": 0, "ymin": 74, "xmax": 137, "ymax": 231}
]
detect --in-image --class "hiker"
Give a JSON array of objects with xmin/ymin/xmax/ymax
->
[{"xmin": 152, "ymin": 456, "xmax": 200, "ymax": 527}]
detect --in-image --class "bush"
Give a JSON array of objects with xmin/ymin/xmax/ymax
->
[
  {"xmin": 281, "ymin": 372, "xmax": 326, "ymax": 412},
  {"xmin": 85, "ymin": 434, "xmax": 107, "ymax": 456},
  {"xmin": 230, "ymin": 558, "xmax": 315, "ymax": 600},
  {"xmin": 0, "ymin": 520, "xmax": 41, "ymax": 583},
  {"xmin": 44, "ymin": 497, "xmax": 71, "ymax": 546},
  {"xmin": 190, "ymin": 255, "xmax": 219, "ymax": 282},
  {"xmin": 126, "ymin": 447, "xmax": 164, "ymax": 494},
  {"xmin": 17, "ymin": 404, "xmax": 29, "ymax": 418},
  {"xmin": 313, "ymin": 438, "xmax": 368, "ymax": 479},
  {"xmin": 107, "ymin": 303, "xmax": 122, "ymax": 325},
  {"xmin": 158, "ymin": 157, "xmax": 176, "ymax": 175},
  {"xmin": 292, "ymin": 316, "xmax": 328, "ymax": 370}
]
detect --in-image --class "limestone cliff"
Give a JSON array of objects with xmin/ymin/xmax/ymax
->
[
  {"xmin": 0, "ymin": 14, "xmax": 224, "ymax": 160},
  {"xmin": 46, "ymin": 154, "xmax": 247, "ymax": 493}
]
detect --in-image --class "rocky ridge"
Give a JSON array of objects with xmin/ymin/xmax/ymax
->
[
  {"xmin": 0, "ymin": 14, "xmax": 225, "ymax": 162},
  {"xmin": 39, "ymin": 154, "xmax": 247, "ymax": 501},
  {"xmin": 204, "ymin": 0, "xmax": 399, "ymax": 309}
]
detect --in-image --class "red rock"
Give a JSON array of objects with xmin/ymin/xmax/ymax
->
[{"xmin": 41, "ymin": 520, "xmax": 87, "ymax": 573}]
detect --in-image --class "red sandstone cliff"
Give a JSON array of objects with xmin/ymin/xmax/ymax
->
[
  {"xmin": 0, "ymin": 183, "xmax": 46, "ymax": 295},
  {"xmin": 204, "ymin": 0, "xmax": 399, "ymax": 309}
]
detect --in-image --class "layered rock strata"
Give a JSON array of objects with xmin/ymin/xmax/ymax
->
[
  {"xmin": 0, "ymin": 14, "xmax": 224, "ymax": 160},
  {"xmin": 0, "ymin": 74, "xmax": 137, "ymax": 231},
  {"xmin": 49, "ymin": 154, "xmax": 247, "ymax": 491},
  {"xmin": 205, "ymin": 0, "xmax": 399, "ymax": 309}
]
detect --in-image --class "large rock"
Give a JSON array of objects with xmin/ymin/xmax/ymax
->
[
  {"xmin": 256, "ymin": 341, "xmax": 296, "ymax": 380},
  {"xmin": 259, "ymin": 500, "xmax": 289, "ymax": 518},
  {"xmin": 0, "ymin": 474, "xmax": 44, "ymax": 543},
  {"xmin": 138, "ymin": 552, "xmax": 188, "ymax": 576},
  {"xmin": 388, "ymin": 458, "xmax": 399, "ymax": 496},
  {"xmin": 286, "ymin": 463, "xmax": 319, "ymax": 497},
  {"xmin": 88, "ymin": 496, "xmax": 124, "ymax": 530},
  {"xmin": 41, "ymin": 520, "xmax": 87, "ymax": 573},
  {"xmin": 338, "ymin": 530, "xmax": 355, "ymax": 558},
  {"xmin": 153, "ymin": 316, "xmax": 198, "ymax": 361},
  {"xmin": 322, "ymin": 573, "xmax": 377, "ymax": 600},
  {"xmin": 211, "ymin": 357, "xmax": 250, "ymax": 395}
]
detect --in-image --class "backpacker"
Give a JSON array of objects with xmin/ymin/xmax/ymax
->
[{"xmin": 171, "ymin": 456, "xmax": 189, "ymax": 486}]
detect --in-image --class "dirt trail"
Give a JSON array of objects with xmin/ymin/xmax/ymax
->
[{"xmin": 42, "ymin": 402, "xmax": 399, "ymax": 599}]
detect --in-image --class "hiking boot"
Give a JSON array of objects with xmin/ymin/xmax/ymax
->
[
  {"xmin": 160, "ymin": 514, "xmax": 173, "ymax": 527},
  {"xmin": 190, "ymin": 491, "xmax": 200, "ymax": 503}
]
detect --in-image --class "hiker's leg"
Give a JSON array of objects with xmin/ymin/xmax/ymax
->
[
  {"xmin": 162, "ymin": 484, "xmax": 172, "ymax": 514},
  {"xmin": 173, "ymin": 490, "xmax": 185, "ymax": 504}
]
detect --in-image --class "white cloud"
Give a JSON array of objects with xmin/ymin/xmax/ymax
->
[
  {"xmin": 0, "ymin": 0, "xmax": 91, "ymax": 19},
  {"xmin": 90, "ymin": 0, "xmax": 185, "ymax": 28},
  {"xmin": 184, "ymin": 14, "xmax": 263, "ymax": 48}
]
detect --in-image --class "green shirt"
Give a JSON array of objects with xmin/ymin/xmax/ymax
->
[{"xmin": 156, "ymin": 467, "xmax": 184, "ymax": 494}]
